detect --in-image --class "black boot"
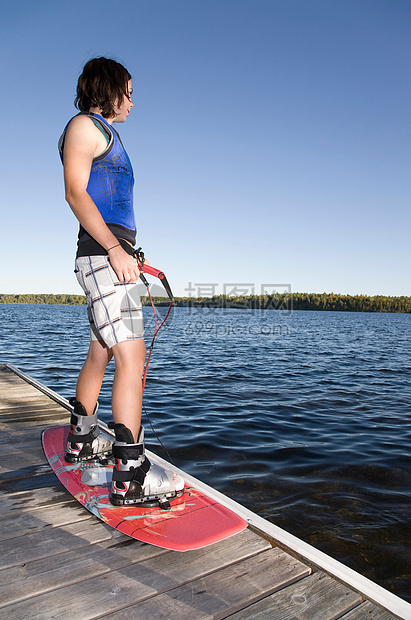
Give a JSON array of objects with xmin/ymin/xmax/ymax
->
[
  {"xmin": 65, "ymin": 398, "xmax": 113, "ymax": 463},
  {"xmin": 109, "ymin": 422, "xmax": 184, "ymax": 508}
]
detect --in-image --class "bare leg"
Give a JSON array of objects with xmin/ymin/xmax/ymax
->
[
  {"xmin": 111, "ymin": 339, "xmax": 146, "ymax": 441},
  {"xmin": 108, "ymin": 338, "xmax": 185, "ymax": 505},
  {"xmin": 76, "ymin": 339, "xmax": 113, "ymax": 414}
]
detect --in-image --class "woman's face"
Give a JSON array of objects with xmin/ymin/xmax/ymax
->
[{"xmin": 113, "ymin": 80, "xmax": 133, "ymax": 123}]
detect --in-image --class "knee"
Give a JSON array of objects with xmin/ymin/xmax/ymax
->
[
  {"xmin": 112, "ymin": 340, "xmax": 146, "ymax": 375},
  {"xmin": 87, "ymin": 345, "xmax": 112, "ymax": 368},
  {"xmin": 114, "ymin": 356, "xmax": 145, "ymax": 377}
]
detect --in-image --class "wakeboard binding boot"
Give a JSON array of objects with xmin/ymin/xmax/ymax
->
[
  {"xmin": 109, "ymin": 422, "xmax": 184, "ymax": 510},
  {"xmin": 65, "ymin": 397, "xmax": 114, "ymax": 463}
]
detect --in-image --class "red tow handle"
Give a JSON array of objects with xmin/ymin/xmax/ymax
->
[
  {"xmin": 140, "ymin": 263, "xmax": 173, "ymax": 300},
  {"xmin": 141, "ymin": 264, "xmax": 165, "ymax": 279}
]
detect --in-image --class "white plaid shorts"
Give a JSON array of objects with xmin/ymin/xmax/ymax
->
[{"xmin": 75, "ymin": 256, "xmax": 144, "ymax": 349}]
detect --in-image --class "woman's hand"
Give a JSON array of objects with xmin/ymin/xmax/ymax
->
[{"xmin": 108, "ymin": 245, "xmax": 141, "ymax": 282}]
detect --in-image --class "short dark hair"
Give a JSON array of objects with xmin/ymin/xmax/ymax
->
[{"xmin": 75, "ymin": 57, "xmax": 131, "ymax": 118}]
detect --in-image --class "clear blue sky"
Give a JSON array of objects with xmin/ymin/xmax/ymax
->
[{"xmin": 1, "ymin": 0, "xmax": 410, "ymax": 296}]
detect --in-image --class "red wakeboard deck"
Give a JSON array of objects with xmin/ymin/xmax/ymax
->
[{"xmin": 42, "ymin": 425, "xmax": 247, "ymax": 551}]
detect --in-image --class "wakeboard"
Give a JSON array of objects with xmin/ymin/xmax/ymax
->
[{"xmin": 42, "ymin": 424, "xmax": 247, "ymax": 552}]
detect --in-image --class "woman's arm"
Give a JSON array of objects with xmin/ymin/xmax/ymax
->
[{"xmin": 63, "ymin": 115, "xmax": 140, "ymax": 283}]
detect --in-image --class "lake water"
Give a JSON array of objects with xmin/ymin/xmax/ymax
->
[{"xmin": 0, "ymin": 303, "xmax": 410, "ymax": 602}]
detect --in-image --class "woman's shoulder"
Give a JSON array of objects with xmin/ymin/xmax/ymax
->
[
  {"xmin": 66, "ymin": 112, "xmax": 99, "ymax": 132},
  {"xmin": 59, "ymin": 113, "xmax": 111, "ymax": 159}
]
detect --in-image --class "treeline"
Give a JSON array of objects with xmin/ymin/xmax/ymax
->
[
  {"xmin": 1, "ymin": 292, "xmax": 410, "ymax": 313},
  {"xmin": 0, "ymin": 293, "xmax": 163, "ymax": 306},
  {"xmin": 171, "ymin": 292, "xmax": 411, "ymax": 313},
  {"xmin": 0, "ymin": 293, "xmax": 160, "ymax": 306},
  {"xmin": 289, "ymin": 293, "xmax": 411, "ymax": 313},
  {"xmin": 0, "ymin": 293, "xmax": 88, "ymax": 305}
]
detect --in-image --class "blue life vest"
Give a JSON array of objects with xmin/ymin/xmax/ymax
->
[{"xmin": 59, "ymin": 113, "xmax": 136, "ymax": 254}]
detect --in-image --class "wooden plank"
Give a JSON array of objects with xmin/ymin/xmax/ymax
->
[
  {"xmin": 0, "ymin": 449, "xmax": 50, "ymax": 473},
  {"xmin": 0, "ymin": 462, "xmax": 50, "ymax": 482},
  {"xmin": 0, "ymin": 387, "xmax": 55, "ymax": 399},
  {"xmin": 1, "ymin": 444, "xmax": 47, "ymax": 470},
  {"xmin": 0, "ymin": 377, "xmax": 48, "ymax": 389},
  {"xmin": 0, "ymin": 378, "xmax": 32, "ymax": 389},
  {"xmin": 0, "ymin": 367, "xmax": 26, "ymax": 379},
  {"xmin": 0, "ymin": 535, "xmax": 168, "ymax": 608},
  {"xmin": 0, "ymin": 379, "xmax": 67, "ymax": 416},
  {"xmin": 0, "ymin": 529, "xmax": 271, "ymax": 619},
  {"xmin": 0, "ymin": 377, "xmax": 34, "ymax": 386},
  {"xmin": 0, "ymin": 405, "xmax": 66, "ymax": 414},
  {"xmin": 0, "ymin": 462, "xmax": 51, "ymax": 481},
  {"xmin": 0, "ymin": 425, "xmax": 60, "ymax": 446},
  {"xmin": 227, "ymin": 571, "xmax": 362, "ymax": 620},
  {"xmin": 0, "ymin": 517, "xmax": 116, "ymax": 569},
  {"xmin": 0, "ymin": 398, "xmax": 66, "ymax": 410},
  {"xmin": 0, "ymin": 374, "xmax": 53, "ymax": 388},
  {"xmin": 101, "ymin": 547, "xmax": 311, "ymax": 620},
  {"xmin": 0, "ymin": 406, "xmax": 69, "ymax": 424},
  {"xmin": 0, "ymin": 485, "xmax": 74, "ymax": 515},
  {"xmin": 0, "ymin": 367, "xmax": 71, "ymax": 415},
  {"xmin": 0, "ymin": 410, "xmax": 62, "ymax": 420},
  {"xmin": 338, "ymin": 600, "xmax": 399, "ymax": 619},
  {"xmin": 0, "ymin": 400, "xmax": 64, "ymax": 411},
  {"xmin": 0, "ymin": 403, "xmax": 64, "ymax": 416},
  {"xmin": 0, "ymin": 497, "xmax": 95, "ymax": 541},
  {"xmin": 0, "ymin": 413, "xmax": 67, "ymax": 425},
  {"xmin": 0, "ymin": 442, "xmax": 48, "ymax": 457},
  {"xmin": 0, "ymin": 411, "xmax": 67, "ymax": 423},
  {"xmin": 0, "ymin": 409, "xmax": 64, "ymax": 420},
  {"xmin": 0, "ymin": 438, "xmax": 46, "ymax": 455},
  {"xmin": 0, "ymin": 469, "xmax": 58, "ymax": 494},
  {"xmin": 0, "ymin": 403, "xmax": 62, "ymax": 415},
  {"xmin": 0, "ymin": 368, "xmax": 46, "ymax": 383},
  {"xmin": 0, "ymin": 401, "xmax": 60, "ymax": 410}
]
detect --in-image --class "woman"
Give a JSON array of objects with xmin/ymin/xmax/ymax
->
[{"xmin": 60, "ymin": 57, "xmax": 183, "ymax": 507}]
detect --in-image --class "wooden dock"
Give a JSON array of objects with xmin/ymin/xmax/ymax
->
[{"xmin": 0, "ymin": 363, "xmax": 409, "ymax": 620}]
